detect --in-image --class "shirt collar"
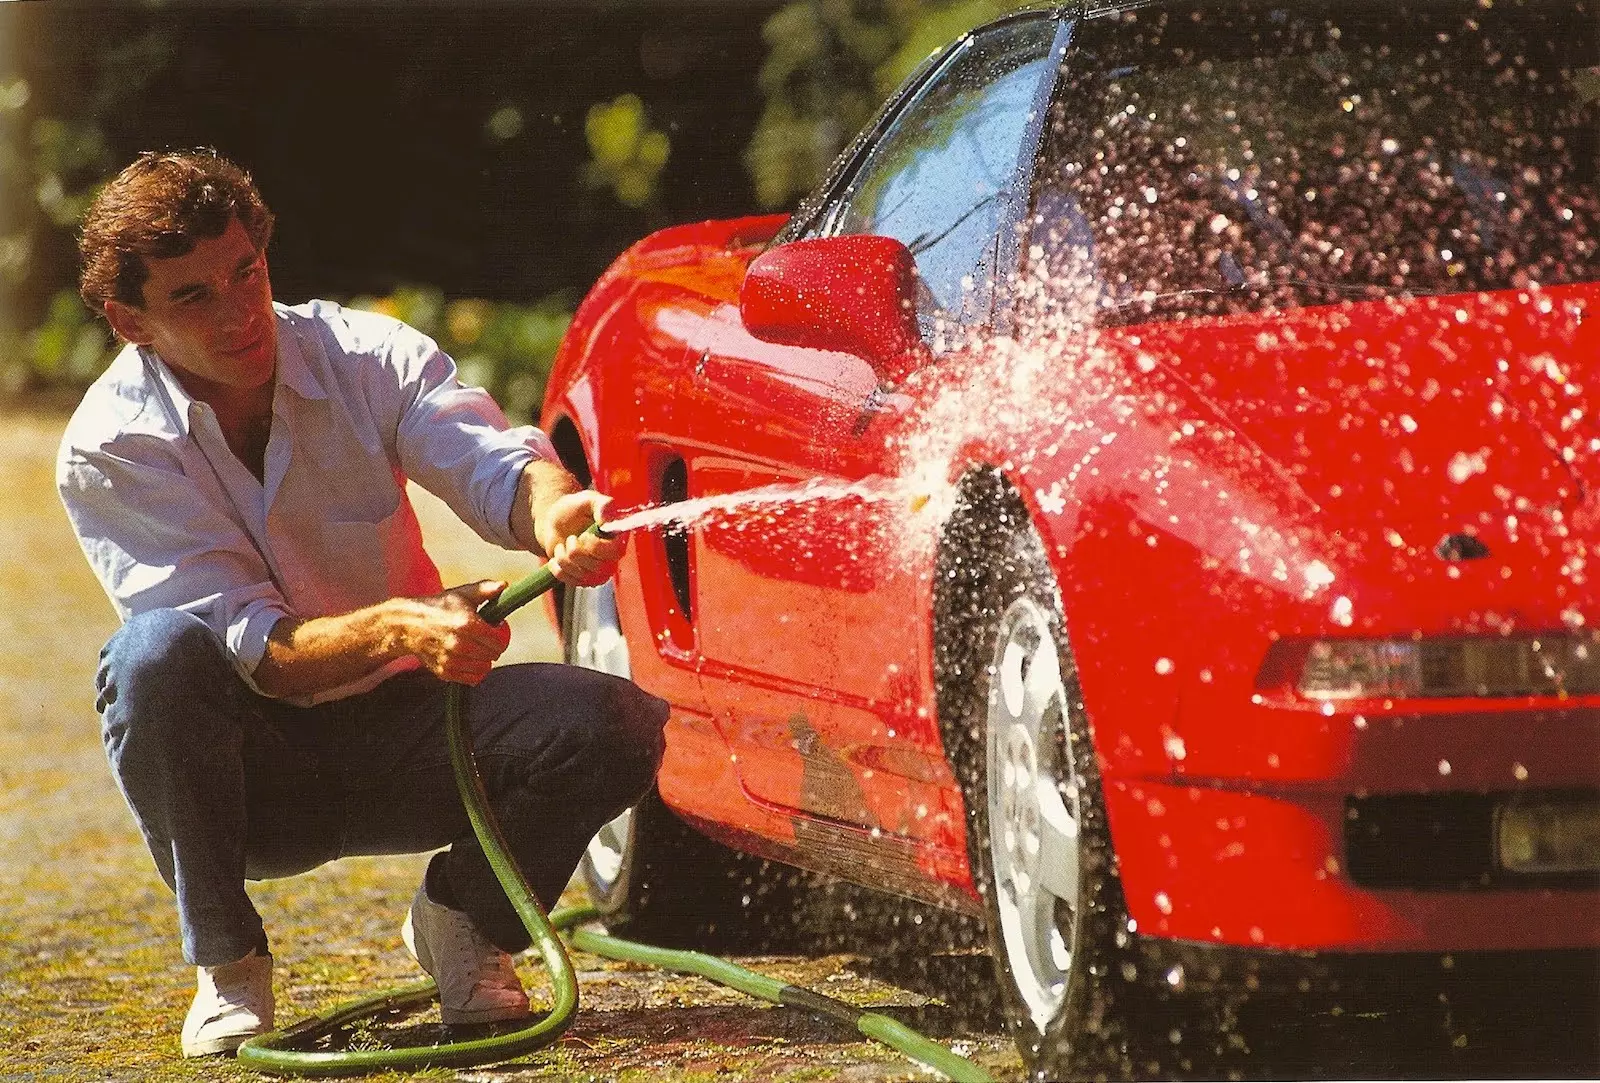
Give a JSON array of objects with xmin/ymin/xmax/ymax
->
[
  {"xmin": 137, "ymin": 305, "xmax": 326, "ymax": 437},
  {"xmin": 273, "ymin": 304, "xmax": 328, "ymax": 402},
  {"xmin": 137, "ymin": 346, "xmax": 199, "ymax": 438}
]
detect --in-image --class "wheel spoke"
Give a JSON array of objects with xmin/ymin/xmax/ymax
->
[
  {"xmin": 999, "ymin": 640, "xmax": 1029, "ymax": 720},
  {"xmin": 1017, "ymin": 886, "xmax": 1067, "ymax": 1029},
  {"xmin": 1022, "ymin": 635, "xmax": 1061, "ymax": 727},
  {"xmin": 1035, "ymin": 785, "xmax": 1080, "ymax": 902}
]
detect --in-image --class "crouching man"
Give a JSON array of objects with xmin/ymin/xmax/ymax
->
[{"xmin": 56, "ymin": 149, "xmax": 668, "ymax": 1057}]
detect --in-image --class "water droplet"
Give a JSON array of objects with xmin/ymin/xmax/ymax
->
[
  {"xmin": 1331, "ymin": 596, "xmax": 1354, "ymax": 627},
  {"xmin": 1155, "ymin": 657, "xmax": 1175, "ymax": 675},
  {"xmin": 1304, "ymin": 560, "xmax": 1336, "ymax": 591},
  {"xmin": 1154, "ymin": 892, "xmax": 1173, "ymax": 915},
  {"xmin": 1448, "ymin": 449, "xmax": 1489, "ymax": 484},
  {"xmin": 1438, "ymin": 759, "xmax": 1452, "ymax": 776}
]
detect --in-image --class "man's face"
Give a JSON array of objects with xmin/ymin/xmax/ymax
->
[{"xmin": 104, "ymin": 217, "xmax": 277, "ymax": 393}]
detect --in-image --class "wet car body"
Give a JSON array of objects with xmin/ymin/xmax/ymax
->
[{"xmin": 542, "ymin": 0, "xmax": 1600, "ymax": 1071}]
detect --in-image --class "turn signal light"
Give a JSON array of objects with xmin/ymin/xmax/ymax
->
[{"xmin": 1294, "ymin": 635, "xmax": 1600, "ymax": 700}]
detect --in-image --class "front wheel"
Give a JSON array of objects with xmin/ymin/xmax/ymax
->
[{"xmin": 936, "ymin": 474, "xmax": 1165, "ymax": 1080}]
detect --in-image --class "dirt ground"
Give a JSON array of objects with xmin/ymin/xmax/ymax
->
[{"xmin": 0, "ymin": 405, "xmax": 1022, "ymax": 1083}]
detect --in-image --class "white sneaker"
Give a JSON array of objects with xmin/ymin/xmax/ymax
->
[
  {"xmin": 401, "ymin": 882, "xmax": 530, "ymax": 1025},
  {"xmin": 181, "ymin": 948, "xmax": 274, "ymax": 1057}
]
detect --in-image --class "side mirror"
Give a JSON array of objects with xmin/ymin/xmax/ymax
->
[{"xmin": 739, "ymin": 234, "xmax": 932, "ymax": 386}]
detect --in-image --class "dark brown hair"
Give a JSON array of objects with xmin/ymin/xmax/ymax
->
[{"xmin": 78, "ymin": 148, "xmax": 275, "ymax": 315}]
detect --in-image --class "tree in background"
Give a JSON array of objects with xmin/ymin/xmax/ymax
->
[
  {"xmin": 744, "ymin": 0, "xmax": 1027, "ymax": 209},
  {"xmin": 581, "ymin": 94, "xmax": 672, "ymax": 212},
  {"xmin": 350, "ymin": 287, "xmax": 572, "ymax": 423},
  {"xmin": 3, "ymin": 0, "xmax": 1018, "ymax": 401},
  {"xmin": 0, "ymin": 28, "xmax": 174, "ymax": 395},
  {"xmin": 0, "ymin": 9, "xmax": 579, "ymax": 413}
]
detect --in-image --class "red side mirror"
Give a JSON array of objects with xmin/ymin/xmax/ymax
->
[{"xmin": 739, "ymin": 234, "xmax": 931, "ymax": 386}]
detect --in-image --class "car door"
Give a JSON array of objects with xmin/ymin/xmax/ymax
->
[{"xmin": 678, "ymin": 14, "xmax": 1069, "ymax": 835}]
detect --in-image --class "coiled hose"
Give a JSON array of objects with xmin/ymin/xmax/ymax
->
[{"xmin": 235, "ymin": 524, "xmax": 991, "ymax": 1081}]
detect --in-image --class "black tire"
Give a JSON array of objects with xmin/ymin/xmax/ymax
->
[{"xmin": 936, "ymin": 470, "xmax": 1177, "ymax": 1081}]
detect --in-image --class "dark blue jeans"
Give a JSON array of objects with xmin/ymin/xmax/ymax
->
[{"xmin": 96, "ymin": 608, "xmax": 668, "ymax": 967}]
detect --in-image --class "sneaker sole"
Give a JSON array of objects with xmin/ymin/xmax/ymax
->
[
  {"xmin": 440, "ymin": 1004, "xmax": 535, "ymax": 1026},
  {"xmin": 182, "ymin": 1028, "xmax": 263, "ymax": 1057}
]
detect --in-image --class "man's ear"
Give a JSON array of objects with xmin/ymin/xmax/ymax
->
[{"xmin": 103, "ymin": 298, "xmax": 155, "ymax": 346}]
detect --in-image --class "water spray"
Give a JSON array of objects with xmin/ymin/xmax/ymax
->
[{"xmin": 235, "ymin": 506, "xmax": 988, "ymax": 1081}]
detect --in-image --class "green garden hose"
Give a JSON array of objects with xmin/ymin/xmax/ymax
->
[{"xmin": 235, "ymin": 523, "xmax": 991, "ymax": 1082}]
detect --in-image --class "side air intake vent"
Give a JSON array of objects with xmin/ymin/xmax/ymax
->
[{"xmin": 660, "ymin": 458, "xmax": 692, "ymax": 620}]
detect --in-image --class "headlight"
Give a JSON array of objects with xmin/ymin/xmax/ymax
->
[{"xmin": 1293, "ymin": 635, "xmax": 1599, "ymax": 700}]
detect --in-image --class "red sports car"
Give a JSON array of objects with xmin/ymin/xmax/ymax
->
[{"xmin": 542, "ymin": 1, "xmax": 1599, "ymax": 1076}]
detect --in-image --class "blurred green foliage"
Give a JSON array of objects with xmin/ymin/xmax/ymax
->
[
  {"xmin": 746, "ymin": 0, "xmax": 1028, "ymax": 209},
  {"xmin": 349, "ymin": 287, "xmax": 573, "ymax": 423},
  {"xmin": 5, "ymin": 283, "xmax": 571, "ymax": 423},
  {"xmin": 20, "ymin": 289, "xmax": 115, "ymax": 394},
  {"xmin": 581, "ymin": 93, "xmax": 672, "ymax": 210},
  {"xmin": 1, "ymin": 23, "xmax": 176, "ymax": 395},
  {"xmin": 4, "ymin": 1, "xmax": 1020, "ymax": 401}
]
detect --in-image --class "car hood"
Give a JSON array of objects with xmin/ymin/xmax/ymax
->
[{"xmin": 1118, "ymin": 285, "xmax": 1597, "ymax": 548}]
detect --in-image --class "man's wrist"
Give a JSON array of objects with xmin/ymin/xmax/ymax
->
[{"xmin": 513, "ymin": 459, "xmax": 582, "ymax": 555}]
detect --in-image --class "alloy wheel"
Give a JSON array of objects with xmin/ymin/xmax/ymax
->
[{"xmin": 985, "ymin": 595, "xmax": 1083, "ymax": 1032}]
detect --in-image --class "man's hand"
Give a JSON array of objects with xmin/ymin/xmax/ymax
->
[
  {"xmin": 389, "ymin": 581, "xmax": 513, "ymax": 685},
  {"xmin": 512, "ymin": 460, "xmax": 627, "ymax": 587},
  {"xmin": 538, "ymin": 490, "xmax": 626, "ymax": 587},
  {"xmin": 256, "ymin": 580, "xmax": 513, "ymax": 698}
]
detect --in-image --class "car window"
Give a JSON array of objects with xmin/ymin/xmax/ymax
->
[
  {"xmin": 826, "ymin": 17, "xmax": 1060, "ymax": 340},
  {"xmin": 1025, "ymin": 1, "xmax": 1600, "ymax": 330}
]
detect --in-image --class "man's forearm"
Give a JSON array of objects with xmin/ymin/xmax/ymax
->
[
  {"xmin": 253, "ymin": 603, "xmax": 408, "ymax": 700},
  {"xmin": 253, "ymin": 581, "xmax": 511, "ymax": 700}
]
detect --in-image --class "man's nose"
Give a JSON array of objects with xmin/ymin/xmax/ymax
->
[{"xmin": 216, "ymin": 280, "xmax": 258, "ymax": 329}]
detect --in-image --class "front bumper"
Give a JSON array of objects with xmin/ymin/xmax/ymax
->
[{"xmin": 1105, "ymin": 777, "xmax": 1600, "ymax": 952}]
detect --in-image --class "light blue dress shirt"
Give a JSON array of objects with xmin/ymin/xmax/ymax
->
[{"xmin": 57, "ymin": 299, "xmax": 558, "ymax": 705}]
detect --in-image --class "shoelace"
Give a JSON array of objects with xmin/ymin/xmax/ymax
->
[{"xmin": 448, "ymin": 928, "xmax": 518, "ymax": 990}]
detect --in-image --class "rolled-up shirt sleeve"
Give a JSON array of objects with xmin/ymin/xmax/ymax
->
[
  {"xmin": 58, "ymin": 439, "xmax": 293, "ymax": 691},
  {"xmin": 380, "ymin": 322, "xmax": 558, "ymax": 550}
]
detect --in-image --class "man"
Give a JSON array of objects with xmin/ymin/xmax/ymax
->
[{"xmin": 56, "ymin": 149, "xmax": 669, "ymax": 1057}]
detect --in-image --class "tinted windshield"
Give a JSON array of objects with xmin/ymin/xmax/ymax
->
[{"xmin": 1027, "ymin": 1, "xmax": 1600, "ymax": 328}]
